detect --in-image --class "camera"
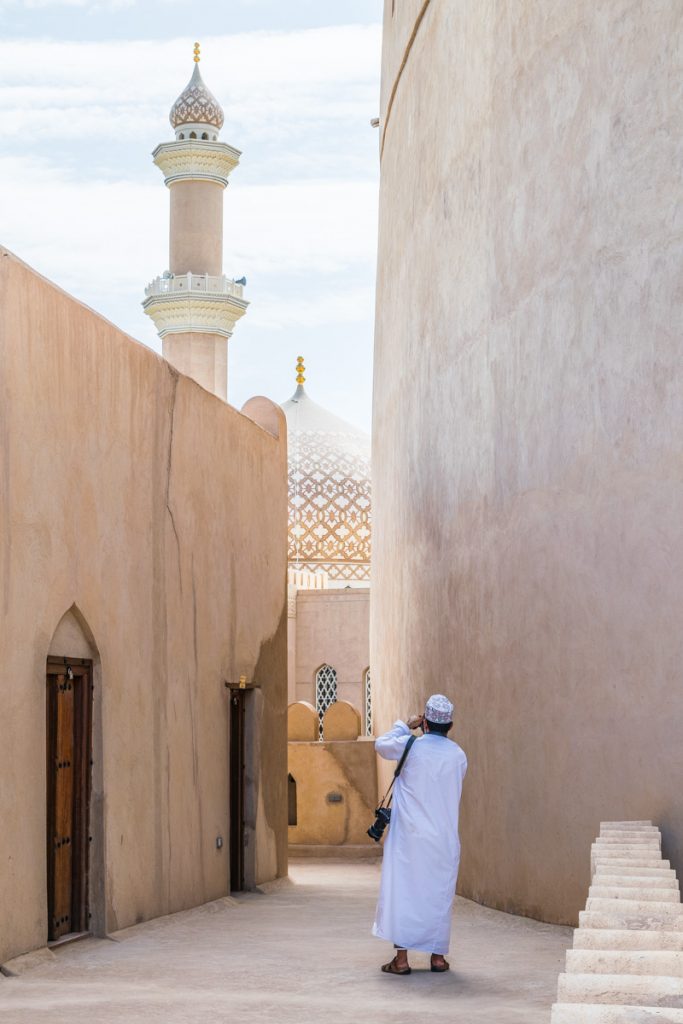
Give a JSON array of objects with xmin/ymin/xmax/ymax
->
[{"xmin": 367, "ymin": 806, "xmax": 392, "ymax": 842}]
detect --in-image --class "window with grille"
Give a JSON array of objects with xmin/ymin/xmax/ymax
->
[
  {"xmin": 315, "ymin": 664, "xmax": 338, "ymax": 740},
  {"xmin": 363, "ymin": 668, "xmax": 372, "ymax": 736}
]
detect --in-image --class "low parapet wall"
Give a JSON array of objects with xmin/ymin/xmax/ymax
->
[{"xmin": 288, "ymin": 739, "xmax": 378, "ymax": 848}]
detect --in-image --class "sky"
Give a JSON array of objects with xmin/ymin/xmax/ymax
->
[{"xmin": 0, "ymin": 0, "xmax": 383, "ymax": 430}]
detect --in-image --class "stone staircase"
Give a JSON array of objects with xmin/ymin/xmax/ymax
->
[{"xmin": 551, "ymin": 822, "xmax": 683, "ymax": 1023}]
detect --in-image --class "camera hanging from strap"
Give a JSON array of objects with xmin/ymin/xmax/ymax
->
[
  {"xmin": 367, "ymin": 735, "xmax": 417, "ymax": 842},
  {"xmin": 377, "ymin": 734, "xmax": 417, "ymax": 812}
]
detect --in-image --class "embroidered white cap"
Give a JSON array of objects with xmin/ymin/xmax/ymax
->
[{"xmin": 424, "ymin": 693, "xmax": 454, "ymax": 724}]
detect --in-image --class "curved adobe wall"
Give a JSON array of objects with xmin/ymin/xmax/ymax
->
[{"xmin": 372, "ymin": 1, "xmax": 683, "ymax": 924}]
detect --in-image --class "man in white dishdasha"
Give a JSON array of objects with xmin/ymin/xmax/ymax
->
[{"xmin": 372, "ymin": 694, "xmax": 467, "ymax": 975}]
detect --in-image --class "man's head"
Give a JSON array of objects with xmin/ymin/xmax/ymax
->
[{"xmin": 424, "ymin": 693, "xmax": 454, "ymax": 735}]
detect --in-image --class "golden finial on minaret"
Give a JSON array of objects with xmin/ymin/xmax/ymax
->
[
  {"xmin": 193, "ymin": 42, "xmax": 201, "ymax": 63},
  {"xmin": 296, "ymin": 356, "xmax": 306, "ymax": 385}
]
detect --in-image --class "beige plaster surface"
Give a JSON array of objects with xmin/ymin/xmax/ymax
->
[
  {"xmin": 323, "ymin": 700, "xmax": 361, "ymax": 741},
  {"xmin": 0, "ymin": 248, "xmax": 288, "ymax": 963},
  {"xmin": 287, "ymin": 701, "xmax": 318, "ymax": 742},
  {"xmin": 0, "ymin": 861, "xmax": 572, "ymax": 1023},
  {"xmin": 162, "ymin": 332, "xmax": 228, "ymax": 401},
  {"xmin": 294, "ymin": 588, "xmax": 369, "ymax": 709},
  {"xmin": 372, "ymin": 1, "xmax": 683, "ymax": 925},
  {"xmin": 288, "ymin": 741, "xmax": 378, "ymax": 847},
  {"xmin": 169, "ymin": 179, "xmax": 223, "ymax": 277}
]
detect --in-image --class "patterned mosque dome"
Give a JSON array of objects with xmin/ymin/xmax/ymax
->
[
  {"xmin": 281, "ymin": 358, "xmax": 371, "ymax": 585},
  {"xmin": 169, "ymin": 44, "xmax": 225, "ymax": 131}
]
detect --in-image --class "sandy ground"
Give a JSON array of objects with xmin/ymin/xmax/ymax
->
[{"xmin": 0, "ymin": 859, "xmax": 571, "ymax": 1023}]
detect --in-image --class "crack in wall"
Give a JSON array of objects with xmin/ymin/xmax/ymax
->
[
  {"xmin": 381, "ymin": 0, "xmax": 432, "ymax": 160},
  {"xmin": 165, "ymin": 369, "xmax": 182, "ymax": 593}
]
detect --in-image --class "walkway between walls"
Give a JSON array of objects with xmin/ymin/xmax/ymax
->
[{"xmin": 0, "ymin": 861, "xmax": 571, "ymax": 1023}]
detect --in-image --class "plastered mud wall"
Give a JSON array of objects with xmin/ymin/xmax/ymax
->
[
  {"xmin": 372, "ymin": 1, "xmax": 683, "ymax": 924},
  {"xmin": 293, "ymin": 589, "xmax": 370, "ymax": 707},
  {"xmin": 288, "ymin": 740, "xmax": 378, "ymax": 847},
  {"xmin": 0, "ymin": 249, "xmax": 288, "ymax": 961}
]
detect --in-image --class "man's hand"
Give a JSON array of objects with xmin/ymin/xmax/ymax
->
[{"xmin": 406, "ymin": 714, "xmax": 424, "ymax": 731}]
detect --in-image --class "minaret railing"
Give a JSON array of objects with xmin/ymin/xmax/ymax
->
[{"xmin": 144, "ymin": 272, "xmax": 245, "ymax": 299}]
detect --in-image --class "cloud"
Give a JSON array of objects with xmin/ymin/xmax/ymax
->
[
  {"xmin": 0, "ymin": 0, "xmax": 134, "ymax": 8},
  {"xmin": 0, "ymin": 27, "xmax": 381, "ymax": 143},
  {"xmin": 0, "ymin": 153, "xmax": 378, "ymax": 349},
  {"xmin": 0, "ymin": 22, "xmax": 380, "ymax": 424},
  {"xmin": 0, "ymin": 155, "xmax": 376, "ymax": 277}
]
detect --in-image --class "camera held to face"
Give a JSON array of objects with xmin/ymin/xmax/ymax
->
[{"xmin": 367, "ymin": 806, "xmax": 392, "ymax": 842}]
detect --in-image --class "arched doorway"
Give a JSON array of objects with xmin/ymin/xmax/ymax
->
[{"xmin": 46, "ymin": 607, "xmax": 100, "ymax": 943}]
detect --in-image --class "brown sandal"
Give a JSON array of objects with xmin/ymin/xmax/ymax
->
[
  {"xmin": 430, "ymin": 956, "xmax": 450, "ymax": 973},
  {"xmin": 381, "ymin": 956, "xmax": 411, "ymax": 975}
]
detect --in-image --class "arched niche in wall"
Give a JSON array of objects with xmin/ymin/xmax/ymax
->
[
  {"xmin": 287, "ymin": 773, "xmax": 298, "ymax": 826},
  {"xmin": 46, "ymin": 605, "xmax": 104, "ymax": 939},
  {"xmin": 49, "ymin": 606, "xmax": 98, "ymax": 660}
]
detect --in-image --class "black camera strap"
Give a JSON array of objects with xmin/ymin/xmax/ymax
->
[{"xmin": 378, "ymin": 734, "xmax": 417, "ymax": 811}]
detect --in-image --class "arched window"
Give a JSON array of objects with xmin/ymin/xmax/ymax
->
[
  {"xmin": 363, "ymin": 667, "xmax": 372, "ymax": 736},
  {"xmin": 315, "ymin": 664, "xmax": 337, "ymax": 740},
  {"xmin": 201, "ymin": 131, "xmax": 209, "ymax": 140},
  {"xmin": 179, "ymin": 132, "xmax": 185, "ymax": 140},
  {"xmin": 189, "ymin": 131, "xmax": 197, "ymax": 139}
]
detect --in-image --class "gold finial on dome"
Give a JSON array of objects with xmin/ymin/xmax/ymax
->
[
  {"xmin": 169, "ymin": 46, "xmax": 225, "ymax": 131},
  {"xmin": 296, "ymin": 356, "xmax": 306, "ymax": 385}
]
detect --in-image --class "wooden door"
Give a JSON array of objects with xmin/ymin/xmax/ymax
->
[
  {"xmin": 46, "ymin": 658, "xmax": 92, "ymax": 941},
  {"xmin": 229, "ymin": 689, "xmax": 246, "ymax": 891}
]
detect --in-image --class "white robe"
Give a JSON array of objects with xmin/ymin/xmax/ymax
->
[{"xmin": 372, "ymin": 721, "xmax": 468, "ymax": 954}]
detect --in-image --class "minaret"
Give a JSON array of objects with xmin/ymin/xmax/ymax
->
[{"xmin": 143, "ymin": 43, "xmax": 247, "ymax": 400}]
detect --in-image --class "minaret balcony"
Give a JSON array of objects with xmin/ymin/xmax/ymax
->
[
  {"xmin": 153, "ymin": 139, "xmax": 241, "ymax": 187},
  {"xmin": 145, "ymin": 272, "xmax": 245, "ymax": 300},
  {"xmin": 142, "ymin": 272, "xmax": 248, "ymax": 339}
]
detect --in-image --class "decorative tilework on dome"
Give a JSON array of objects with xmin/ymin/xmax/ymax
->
[
  {"xmin": 282, "ymin": 385, "xmax": 371, "ymax": 583},
  {"xmin": 170, "ymin": 64, "xmax": 225, "ymax": 130}
]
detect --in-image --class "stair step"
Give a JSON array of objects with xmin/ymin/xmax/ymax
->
[
  {"xmin": 593, "ymin": 876, "xmax": 678, "ymax": 890},
  {"xmin": 593, "ymin": 850, "xmax": 668, "ymax": 860},
  {"xmin": 589, "ymin": 887, "xmax": 680, "ymax": 903},
  {"xmin": 574, "ymin": 930, "xmax": 683, "ymax": 952},
  {"xmin": 599, "ymin": 841, "xmax": 664, "ymax": 849},
  {"xmin": 598, "ymin": 828, "xmax": 660, "ymax": 836},
  {"xmin": 593, "ymin": 867, "xmax": 676, "ymax": 880},
  {"xmin": 593, "ymin": 839, "xmax": 663, "ymax": 847},
  {"xmin": 585, "ymin": 900, "xmax": 683, "ymax": 919},
  {"xmin": 601, "ymin": 822, "xmax": 654, "ymax": 828},
  {"xmin": 557, "ymin": 972, "xmax": 683, "ymax": 1006},
  {"xmin": 551, "ymin": 1003, "xmax": 683, "ymax": 1023},
  {"xmin": 580, "ymin": 911, "xmax": 683, "ymax": 932},
  {"xmin": 593, "ymin": 850, "xmax": 663, "ymax": 861},
  {"xmin": 566, "ymin": 950, "xmax": 683, "ymax": 977},
  {"xmin": 593, "ymin": 858, "xmax": 672, "ymax": 870},
  {"xmin": 599, "ymin": 831, "xmax": 662, "ymax": 841}
]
